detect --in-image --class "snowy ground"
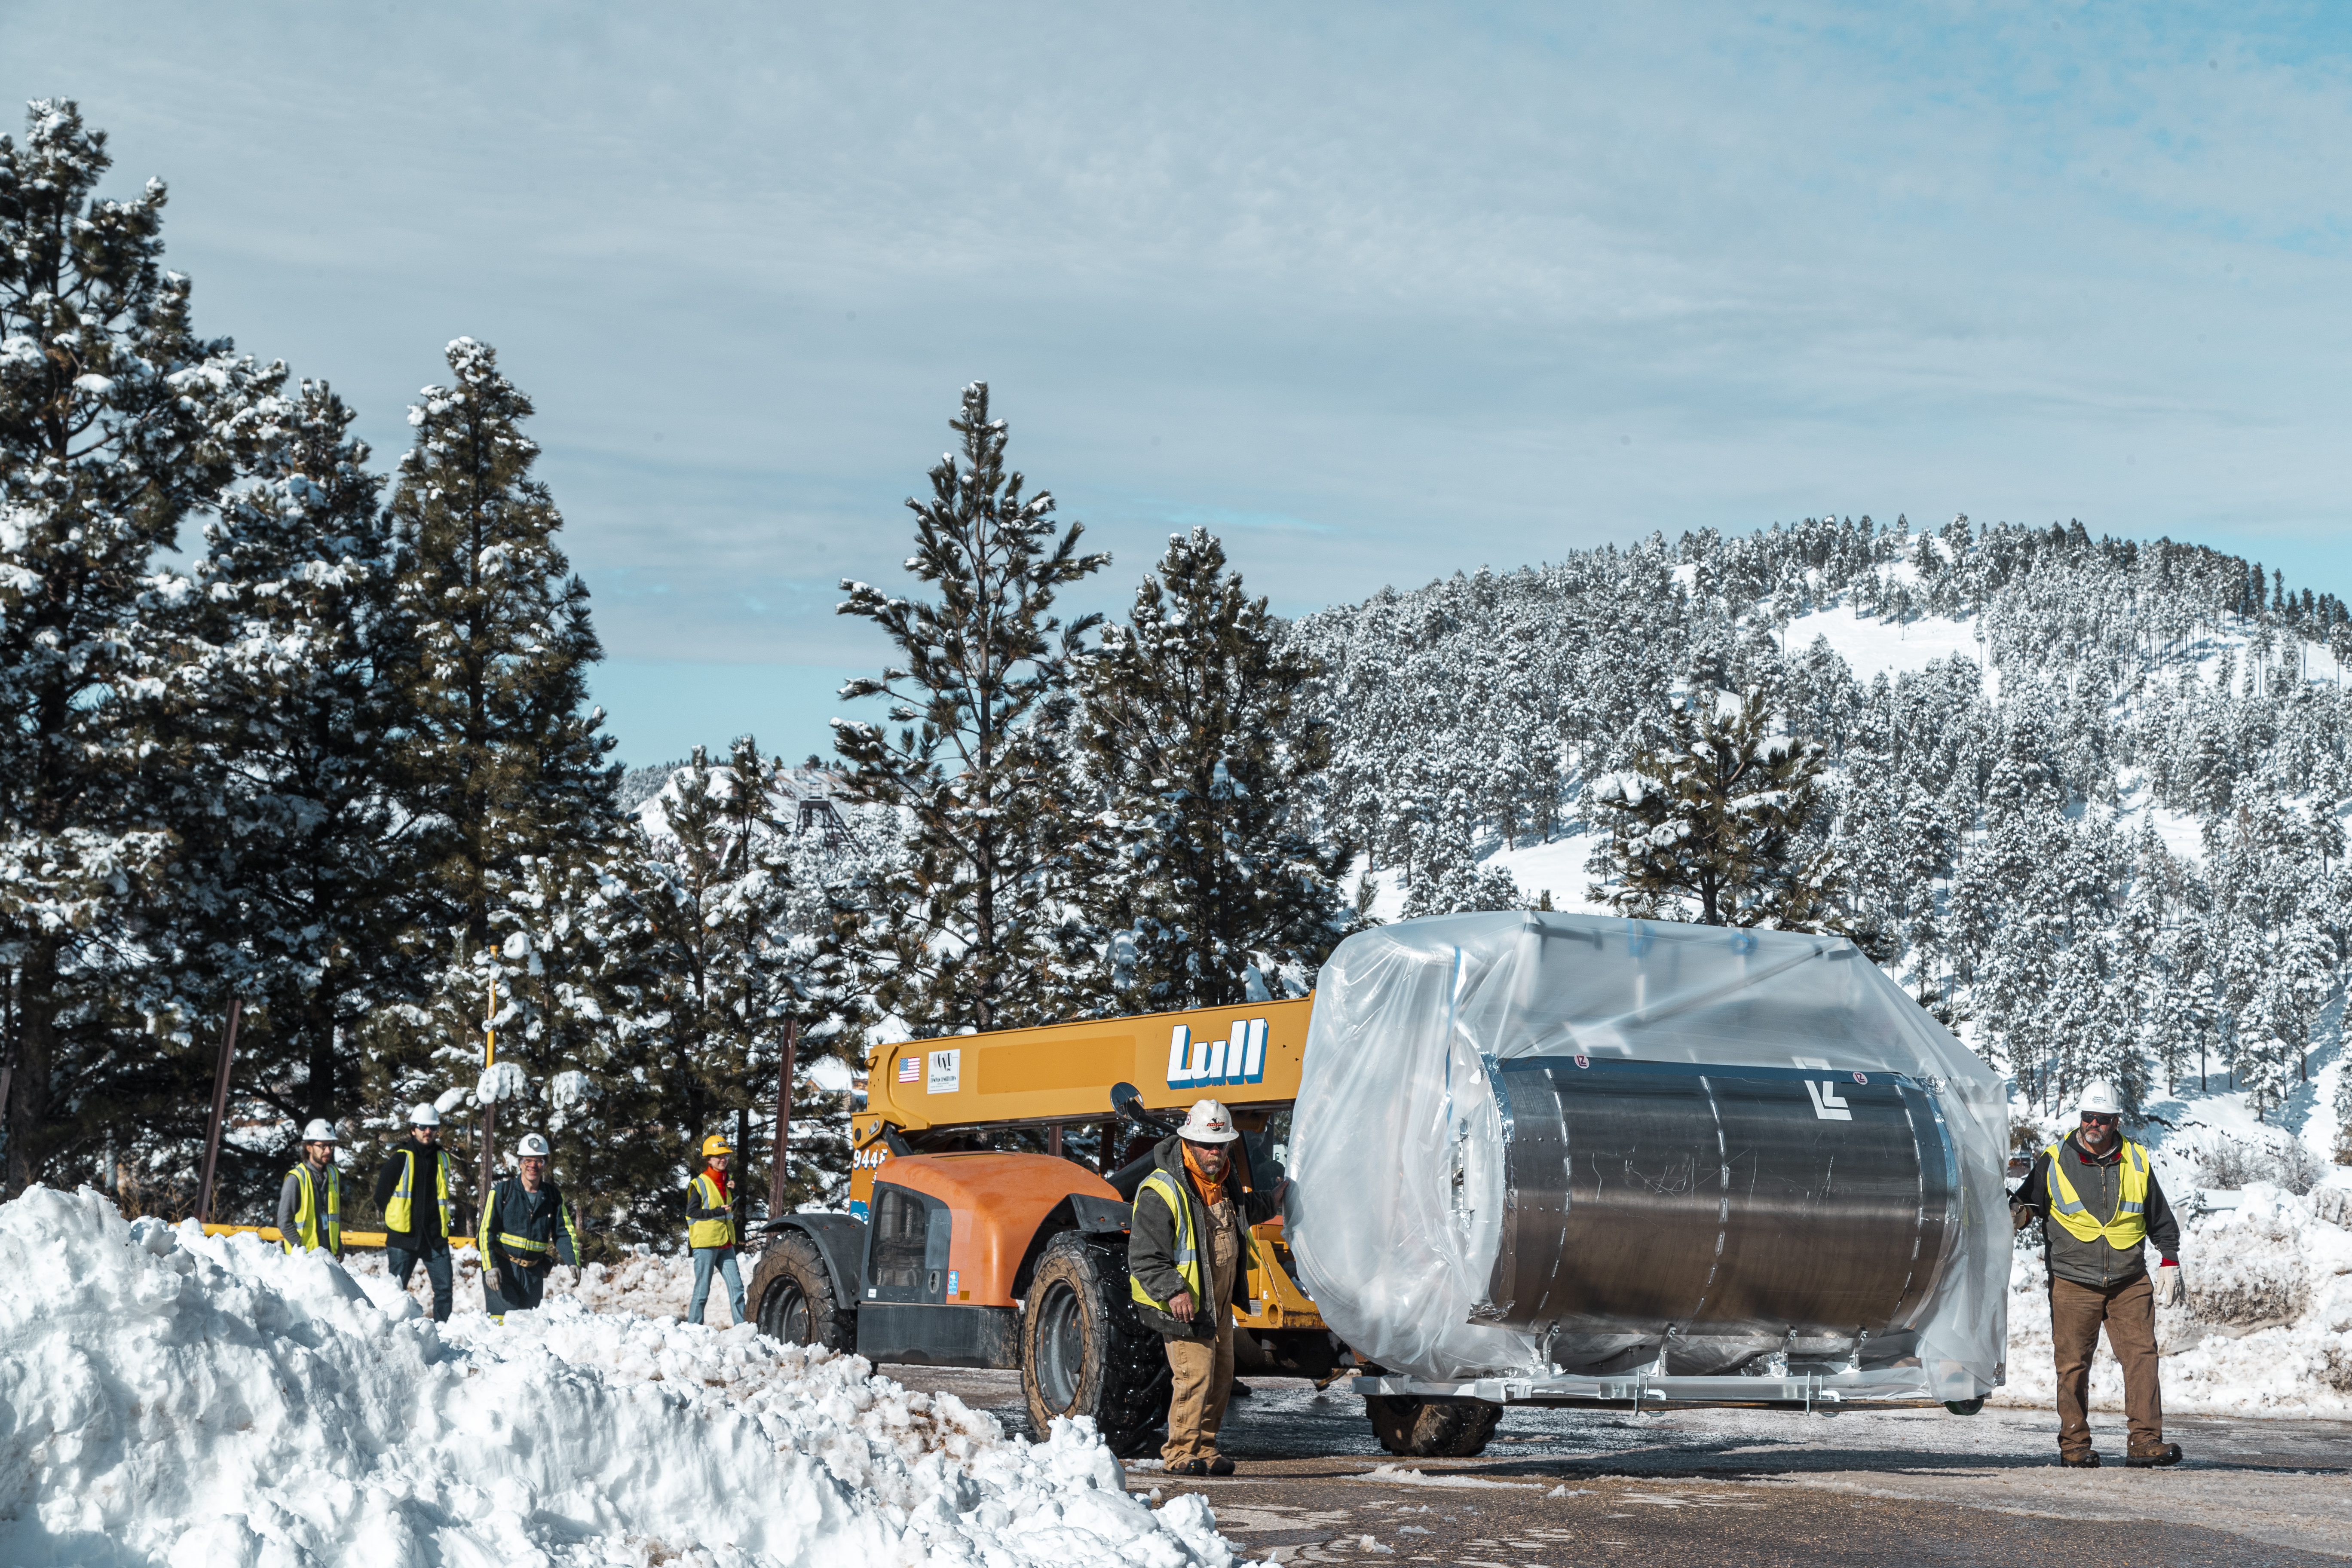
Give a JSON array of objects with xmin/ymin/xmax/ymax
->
[
  {"xmin": 2002, "ymin": 1180, "xmax": 2352, "ymax": 1419},
  {"xmin": 347, "ymin": 1240, "xmax": 761, "ymax": 1327},
  {"xmin": 0, "ymin": 1188, "xmax": 1233, "ymax": 1568}
]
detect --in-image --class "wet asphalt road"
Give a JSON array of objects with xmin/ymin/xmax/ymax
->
[{"xmin": 898, "ymin": 1369, "xmax": 2352, "ymax": 1565}]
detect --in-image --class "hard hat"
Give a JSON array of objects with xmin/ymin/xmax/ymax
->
[
  {"xmin": 409, "ymin": 1102, "xmax": 441, "ymax": 1127},
  {"xmin": 1177, "ymin": 1099, "xmax": 1240, "ymax": 1144},
  {"xmin": 301, "ymin": 1118, "xmax": 340, "ymax": 1144},
  {"xmin": 701, "ymin": 1134, "xmax": 735, "ymax": 1158},
  {"xmin": 515, "ymin": 1133, "xmax": 551, "ymax": 1158},
  {"xmin": 2079, "ymin": 1080, "xmax": 2122, "ymax": 1117}
]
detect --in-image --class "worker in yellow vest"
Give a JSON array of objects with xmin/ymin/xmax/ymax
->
[
  {"xmin": 478, "ymin": 1133, "xmax": 581, "ymax": 1320},
  {"xmin": 2010, "ymin": 1080, "xmax": 2184, "ymax": 1468},
  {"xmin": 685, "ymin": 1133, "xmax": 747, "ymax": 1325},
  {"xmin": 373, "ymin": 1102, "xmax": 458, "ymax": 1320},
  {"xmin": 1127, "ymin": 1099, "xmax": 1283, "ymax": 1477},
  {"xmin": 276, "ymin": 1118, "xmax": 344, "ymax": 1259}
]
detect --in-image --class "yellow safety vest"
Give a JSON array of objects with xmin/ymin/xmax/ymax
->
[
  {"xmin": 1129, "ymin": 1168, "xmax": 1260, "ymax": 1316},
  {"xmin": 687, "ymin": 1172, "xmax": 734, "ymax": 1250},
  {"xmin": 2043, "ymin": 1138, "xmax": 2151, "ymax": 1249},
  {"xmin": 384, "ymin": 1145, "xmax": 452, "ymax": 1238},
  {"xmin": 478, "ymin": 1178, "xmax": 582, "ymax": 1266},
  {"xmin": 285, "ymin": 1162, "xmax": 340, "ymax": 1255}
]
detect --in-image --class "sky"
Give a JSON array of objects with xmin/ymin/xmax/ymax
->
[{"xmin": 6, "ymin": 3, "xmax": 2350, "ymax": 766}]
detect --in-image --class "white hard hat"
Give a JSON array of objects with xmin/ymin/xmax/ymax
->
[
  {"xmin": 409, "ymin": 1102, "xmax": 441, "ymax": 1127},
  {"xmin": 1177, "ymin": 1098, "xmax": 1240, "ymax": 1144},
  {"xmin": 2079, "ymin": 1080, "xmax": 2122, "ymax": 1117},
  {"xmin": 301, "ymin": 1118, "xmax": 339, "ymax": 1144},
  {"xmin": 515, "ymin": 1133, "xmax": 551, "ymax": 1158}
]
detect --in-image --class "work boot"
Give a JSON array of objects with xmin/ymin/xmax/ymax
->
[
  {"xmin": 1208, "ymin": 1455, "xmax": 1236, "ymax": 1476},
  {"xmin": 2126, "ymin": 1442, "xmax": 2183, "ymax": 1468},
  {"xmin": 2059, "ymin": 1450, "xmax": 2100, "ymax": 1469},
  {"xmin": 1167, "ymin": 1459, "xmax": 1208, "ymax": 1477}
]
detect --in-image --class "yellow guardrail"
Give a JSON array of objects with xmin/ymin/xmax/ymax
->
[{"xmin": 202, "ymin": 1223, "xmax": 392, "ymax": 1249}]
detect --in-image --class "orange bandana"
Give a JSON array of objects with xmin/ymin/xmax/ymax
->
[{"xmin": 1182, "ymin": 1142, "xmax": 1228, "ymax": 1210}]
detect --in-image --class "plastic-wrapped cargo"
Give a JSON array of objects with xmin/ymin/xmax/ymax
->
[{"xmin": 1286, "ymin": 912, "xmax": 2009, "ymax": 1404}]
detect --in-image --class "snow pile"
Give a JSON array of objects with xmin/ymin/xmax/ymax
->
[
  {"xmin": 350, "ymin": 1242, "xmax": 760, "ymax": 1325},
  {"xmin": 2000, "ymin": 1182, "xmax": 2352, "ymax": 1417},
  {"xmin": 0, "ymin": 1188, "xmax": 1231, "ymax": 1568}
]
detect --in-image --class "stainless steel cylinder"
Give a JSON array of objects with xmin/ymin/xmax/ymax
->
[{"xmin": 1489, "ymin": 1057, "xmax": 1960, "ymax": 1374}]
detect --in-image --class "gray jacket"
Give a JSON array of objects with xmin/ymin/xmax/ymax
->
[
  {"xmin": 2010, "ymin": 1132, "xmax": 2180, "ymax": 1289},
  {"xmin": 276, "ymin": 1160, "xmax": 342, "ymax": 1256}
]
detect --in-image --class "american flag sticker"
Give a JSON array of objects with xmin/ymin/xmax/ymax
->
[{"xmin": 897, "ymin": 1056, "xmax": 920, "ymax": 1084}]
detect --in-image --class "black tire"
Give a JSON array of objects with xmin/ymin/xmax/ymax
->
[
  {"xmin": 749, "ymin": 1234, "xmax": 855, "ymax": 1353},
  {"xmin": 1366, "ymin": 1396, "xmax": 1503, "ymax": 1457},
  {"xmin": 1022, "ymin": 1232, "xmax": 1170, "ymax": 1458}
]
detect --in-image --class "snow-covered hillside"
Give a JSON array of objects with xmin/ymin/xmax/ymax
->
[
  {"xmin": 1313, "ymin": 519, "xmax": 2352, "ymax": 1184},
  {"xmin": 0, "ymin": 1188, "xmax": 1230, "ymax": 1568}
]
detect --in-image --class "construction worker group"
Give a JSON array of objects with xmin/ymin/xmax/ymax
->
[{"xmin": 278, "ymin": 1110, "xmax": 745, "ymax": 1328}]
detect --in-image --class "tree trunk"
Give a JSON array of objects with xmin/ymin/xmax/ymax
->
[{"xmin": 6, "ymin": 940, "xmax": 59, "ymax": 1197}]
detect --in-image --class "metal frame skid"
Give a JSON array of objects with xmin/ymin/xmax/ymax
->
[{"xmin": 1354, "ymin": 1363, "xmax": 1973, "ymax": 1413}]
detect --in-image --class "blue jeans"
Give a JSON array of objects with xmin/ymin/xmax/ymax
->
[
  {"xmin": 689, "ymin": 1246, "xmax": 746, "ymax": 1325},
  {"xmin": 388, "ymin": 1245, "xmax": 454, "ymax": 1322}
]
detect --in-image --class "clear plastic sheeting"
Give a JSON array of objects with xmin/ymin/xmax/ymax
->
[{"xmin": 1286, "ymin": 912, "xmax": 2009, "ymax": 1403}]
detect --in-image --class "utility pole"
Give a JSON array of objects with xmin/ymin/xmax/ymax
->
[
  {"xmin": 767, "ymin": 1016, "xmax": 796, "ymax": 1220},
  {"xmin": 196, "ymin": 999, "xmax": 243, "ymax": 1223}
]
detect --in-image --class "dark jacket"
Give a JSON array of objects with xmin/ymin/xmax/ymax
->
[
  {"xmin": 372, "ymin": 1138, "xmax": 456, "ymax": 1253},
  {"xmin": 478, "ymin": 1177, "xmax": 582, "ymax": 1273},
  {"xmin": 1127, "ymin": 1133, "xmax": 1280, "ymax": 1341},
  {"xmin": 2010, "ymin": 1132, "xmax": 2180, "ymax": 1289}
]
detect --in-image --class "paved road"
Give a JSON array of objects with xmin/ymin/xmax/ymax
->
[{"xmin": 902, "ymin": 1368, "xmax": 2352, "ymax": 1564}]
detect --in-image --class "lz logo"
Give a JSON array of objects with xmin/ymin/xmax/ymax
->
[{"xmin": 1804, "ymin": 1080, "xmax": 1853, "ymax": 1121}]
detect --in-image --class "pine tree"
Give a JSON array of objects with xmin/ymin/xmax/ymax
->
[
  {"xmin": 162, "ymin": 377, "xmax": 425, "ymax": 1212},
  {"xmin": 1073, "ymin": 529, "xmax": 1354, "ymax": 1009},
  {"xmin": 632, "ymin": 738, "xmax": 855, "ymax": 1224},
  {"xmin": 0, "ymin": 102, "xmax": 246, "ymax": 1194},
  {"xmin": 385, "ymin": 338, "xmax": 620, "ymax": 1102},
  {"xmin": 1585, "ymin": 688, "xmax": 1844, "ymax": 929},
  {"xmin": 833, "ymin": 383, "xmax": 1106, "ymax": 1037}
]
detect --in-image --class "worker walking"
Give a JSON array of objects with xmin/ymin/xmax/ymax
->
[
  {"xmin": 478, "ymin": 1133, "xmax": 581, "ymax": 1321},
  {"xmin": 277, "ymin": 1118, "xmax": 345, "ymax": 1259},
  {"xmin": 2011, "ymin": 1079, "xmax": 2185, "ymax": 1468},
  {"xmin": 374, "ymin": 1102, "xmax": 458, "ymax": 1321},
  {"xmin": 1128, "ymin": 1099, "xmax": 1282, "ymax": 1477},
  {"xmin": 685, "ymin": 1133, "xmax": 747, "ymax": 1326}
]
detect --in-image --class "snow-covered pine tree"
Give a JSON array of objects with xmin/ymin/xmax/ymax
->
[
  {"xmin": 833, "ymin": 384, "xmax": 1106, "ymax": 1036},
  {"xmin": 385, "ymin": 338, "xmax": 621, "ymax": 1102},
  {"xmin": 1585, "ymin": 688, "xmax": 1844, "ymax": 929},
  {"xmin": 1072, "ymin": 529, "xmax": 1354, "ymax": 1009},
  {"xmin": 0, "ymin": 102, "xmax": 248, "ymax": 1194},
  {"xmin": 633, "ymin": 738, "xmax": 854, "ymax": 1222},
  {"xmin": 164, "ymin": 377, "xmax": 427, "ymax": 1212}
]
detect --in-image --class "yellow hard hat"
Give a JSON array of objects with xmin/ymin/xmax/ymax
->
[{"xmin": 701, "ymin": 1134, "xmax": 735, "ymax": 1158}]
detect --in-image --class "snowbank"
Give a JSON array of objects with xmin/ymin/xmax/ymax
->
[
  {"xmin": 0, "ymin": 1188, "xmax": 1231, "ymax": 1568},
  {"xmin": 2000, "ymin": 1182, "xmax": 2352, "ymax": 1418},
  {"xmin": 347, "ymin": 1241, "xmax": 756, "ymax": 1325}
]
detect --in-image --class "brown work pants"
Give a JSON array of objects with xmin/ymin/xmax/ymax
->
[
  {"xmin": 1161, "ymin": 1315, "xmax": 1237, "ymax": 1465},
  {"xmin": 1163, "ymin": 1193, "xmax": 1242, "ymax": 1465},
  {"xmin": 2050, "ymin": 1274, "xmax": 2162, "ymax": 1455}
]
